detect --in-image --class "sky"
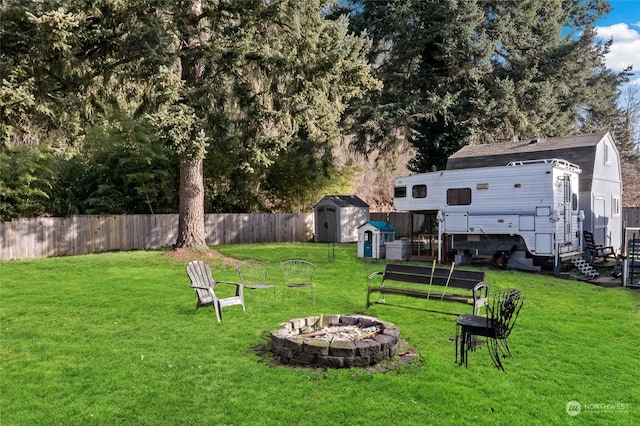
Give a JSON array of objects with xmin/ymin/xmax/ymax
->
[{"xmin": 595, "ymin": 0, "xmax": 640, "ymax": 84}]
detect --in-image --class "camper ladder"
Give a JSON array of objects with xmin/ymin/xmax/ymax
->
[{"xmin": 570, "ymin": 256, "xmax": 599, "ymax": 279}]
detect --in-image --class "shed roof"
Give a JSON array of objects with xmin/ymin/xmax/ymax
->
[
  {"xmin": 316, "ymin": 195, "xmax": 369, "ymax": 208},
  {"xmin": 446, "ymin": 132, "xmax": 612, "ymax": 191}
]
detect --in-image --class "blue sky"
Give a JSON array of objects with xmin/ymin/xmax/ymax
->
[{"xmin": 596, "ymin": 0, "xmax": 640, "ymax": 84}]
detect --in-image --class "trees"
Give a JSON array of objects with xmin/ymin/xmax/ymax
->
[
  {"xmin": 6, "ymin": 0, "xmax": 631, "ymax": 228},
  {"xmin": 0, "ymin": 145, "xmax": 54, "ymax": 221},
  {"xmin": 619, "ymin": 84, "xmax": 640, "ymax": 152},
  {"xmin": 1, "ymin": 1, "xmax": 377, "ymax": 250},
  {"xmin": 347, "ymin": 0, "xmax": 631, "ymax": 172},
  {"xmin": 159, "ymin": 0, "xmax": 377, "ymax": 247}
]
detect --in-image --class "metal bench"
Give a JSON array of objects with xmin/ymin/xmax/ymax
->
[{"xmin": 366, "ymin": 263, "xmax": 489, "ymax": 314}]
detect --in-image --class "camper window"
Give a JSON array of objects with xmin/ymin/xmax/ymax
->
[
  {"xmin": 412, "ymin": 185, "xmax": 427, "ymax": 199},
  {"xmin": 395, "ymin": 186, "xmax": 407, "ymax": 198},
  {"xmin": 447, "ymin": 188, "xmax": 471, "ymax": 205}
]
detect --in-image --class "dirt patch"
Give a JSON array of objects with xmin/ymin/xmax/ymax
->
[{"xmin": 162, "ymin": 247, "xmax": 238, "ymax": 266}]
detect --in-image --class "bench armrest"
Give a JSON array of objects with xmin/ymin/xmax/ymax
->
[{"xmin": 367, "ymin": 271, "xmax": 384, "ymax": 287}]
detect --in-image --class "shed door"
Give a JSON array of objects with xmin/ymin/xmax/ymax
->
[{"xmin": 317, "ymin": 206, "xmax": 337, "ymax": 242}]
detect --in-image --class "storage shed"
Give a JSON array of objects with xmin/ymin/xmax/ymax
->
[
  {"xmin": 357, "ymin": 221, "xmax": 395, "ymax": 258},
  {"xmin": 314, "ymin": 195, "xmax": 370, "ymax": 243},
  {"xmin": 446, "ymin": 132, "xmax": 623, "ymax": 252}
]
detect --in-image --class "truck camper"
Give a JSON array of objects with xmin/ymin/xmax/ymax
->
[{"xmin": 393, "ymin": 159, "xmax": 584, "ymax": 270}]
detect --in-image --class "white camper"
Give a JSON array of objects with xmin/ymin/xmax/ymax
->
[{"xmin": 393, "ymin": 159, "xmax": 583, "ymax": 269}]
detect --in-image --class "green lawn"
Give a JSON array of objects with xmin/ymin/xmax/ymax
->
[{"xmin": 1, "ymin": 243, "xmax": 639, "ymax": 425}]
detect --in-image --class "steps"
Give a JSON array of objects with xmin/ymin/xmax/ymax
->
[{"xmin": 571, "ymin": 256, "xmax": 599, "ymax": 279}]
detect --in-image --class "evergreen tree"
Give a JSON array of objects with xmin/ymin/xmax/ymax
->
[
  {"xmin": 347, "ymin": 0, "xmax": 632, "ymax": 172},
  {"xmin": 1, "ymin": 1, "xmax": 377, "ymax": 250}
]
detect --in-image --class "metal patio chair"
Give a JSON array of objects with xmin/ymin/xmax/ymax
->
[
  {"xmin": 186, "ymin": 260, "xmax": 245, "ymax": 322},
  {"xmin": 455, "ymin": 288, "xmax": 525, "ymax": 372},
  {"xmin": 279, "ymin": 259, "xmax": 316, "ymax": 304},
  {"xmin": 235, "ymin": 260, "xmax": 276, "ymax": 297}
]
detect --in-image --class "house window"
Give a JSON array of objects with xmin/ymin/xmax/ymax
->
[
  {"xmin": 412, "ymin": 184, "xmax": 427, "ymax": 199},
  {"xmin": 612, "ymin": 196, "xmax": 620, "ymax": 216},
  {"xmin": 447, "ymin": 188, "xmax": 472, "ymax": 205},
  {"xmin": 604, "ymin": 142, "xmax": 611, "ymax": 166}
]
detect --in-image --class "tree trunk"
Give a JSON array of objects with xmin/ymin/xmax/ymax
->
[
  {"xmin": 174, "ymin": 0, "xmax": 207, "ymax": 250},
  {"xmin": 175, "ymin": 153, "xmax": 207, "ymax": 249}
]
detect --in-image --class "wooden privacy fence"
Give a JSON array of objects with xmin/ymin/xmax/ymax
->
[
  {"xmin": 623, "ymin": 207, "xmax": 640, "ymax": 230},
  {"xmin": 0, "ymin": 213, "xmax": 314, "ymax": 260},
  {"xmin": 2, "ymin": 208, "xmax": 639, "ymax": 260}
]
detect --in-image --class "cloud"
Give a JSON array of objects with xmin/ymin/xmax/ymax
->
[{"xmin": 595, "ymin": 23, "xmax": 640, "ymax": 74}]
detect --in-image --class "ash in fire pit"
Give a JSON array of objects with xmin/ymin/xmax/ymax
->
[{"xmin": 270, "ymin": 314, "xmax": 400, "ymax": 368}]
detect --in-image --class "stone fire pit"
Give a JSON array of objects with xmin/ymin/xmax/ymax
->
[{"xmin": 270, "ymin": 314, "xmax": 400, "ymax": 368}]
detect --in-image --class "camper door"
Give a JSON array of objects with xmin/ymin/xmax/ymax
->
[{"xmin": 561, "ymin": 174, "xmax": 573, "ymax": 243}]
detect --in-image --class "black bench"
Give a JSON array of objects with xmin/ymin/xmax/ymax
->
[{"xmin": 366, "ymin": 263, "xmax": 489, "ymax": 314}]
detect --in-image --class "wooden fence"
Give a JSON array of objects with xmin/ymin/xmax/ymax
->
[
  {"xmin": 623, "ymin": 207, "xmax": 640, "ymax": 230},
  {"xmin": 2, "ymin": 208, "xmax": 639, "ymax": 260},
  {"xmin": 0, "ymin": 213, "xmax": 314, "ymax": 260}
]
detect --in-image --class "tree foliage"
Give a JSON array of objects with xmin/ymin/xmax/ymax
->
[
  {"xmin": 197, "ymin": 0, "xmax": 379, "ymax": 212},
  {"xmin": 1, "ymin": 1, "xmax": 378, "ymax": 230},
  {"xmin": 1, "ymin": 0, "xmax": 634, "ymax": 223},
  {"xmin": 346, "ymin": 0, "xmax": 632, "ymax": 172},
  {"xmin": 0, "ymin": 145, "xmax": 54, "ymax": 221},
  {"xmin": 0, "ymin": 1, "xmax": 174, "ymax": 146},
  {"xmin": 59, "ymin": 111, "xmax": 179, "ymax": 215}
]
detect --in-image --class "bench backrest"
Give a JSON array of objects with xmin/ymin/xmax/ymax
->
[{"xmin": 382, "ymin": 263, "xmax": 485, "ymax": 290}]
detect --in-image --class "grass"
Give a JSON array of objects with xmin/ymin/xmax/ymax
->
[{"xmin": 1, "ymin": 242, "xmax": 639, "ymax": 425}]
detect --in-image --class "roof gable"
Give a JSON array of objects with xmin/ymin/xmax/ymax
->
[
  {"xmin": 446, "ymin": 133, "xmax": 612, "ymax": 191},
  {"xmin": 359, "ymin": 221, "xmax": 395, "ymax": 231},
  {"xmin": 316, "ymin": 195, "xmax": 369, "ymax": 208},
  {"xmin": 448, "ymin": 133, "xmax": 608, "ymax": 161}
]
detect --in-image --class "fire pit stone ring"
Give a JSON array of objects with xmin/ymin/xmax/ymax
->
[{"xmin": 270, "ymin": 314, "xmax": 400, "ymax": 368}]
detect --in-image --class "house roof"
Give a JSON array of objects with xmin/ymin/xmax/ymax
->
[
  {"xmin": 359, "ymin": 221, "xmax": 395, "ymax": 231},
  {"xmin": 446, "ymin": 132, "xmax": 611, "ymax": 191},
  {"xmin": 316, "ymin": 195, "xmax": 369, "ymax": 208}
]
